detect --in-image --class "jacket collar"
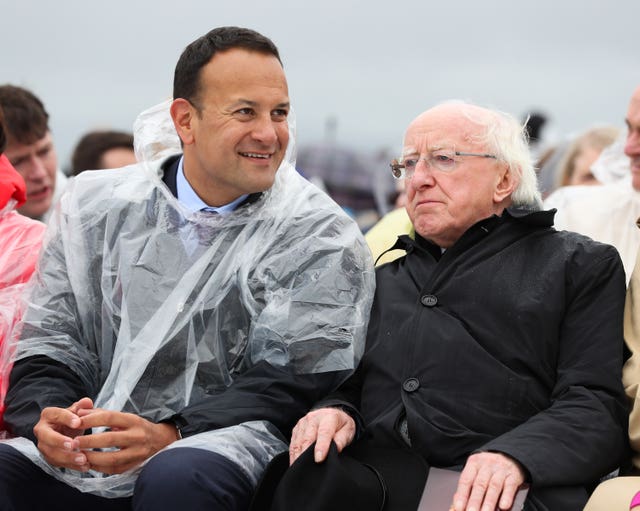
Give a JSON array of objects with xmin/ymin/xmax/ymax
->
[
  {"xmin": 394, "ymin": 205, "xmax": 557, "ymax": 257},
  {"xmin": 160, "ymin": 155, "xmax": 262, "ymax": 209}
]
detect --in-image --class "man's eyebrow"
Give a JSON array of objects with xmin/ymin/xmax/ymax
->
[
  {"xmin": 231, "ymin": 99, "xmax": 290, "ymax": 110},
  {"xmin": 401, "ymin": 146, "xmax": 418, "ymax": 157},
  {"xmin": 230, "ymin": 99, "xmax": 257, "ymax": 108}
]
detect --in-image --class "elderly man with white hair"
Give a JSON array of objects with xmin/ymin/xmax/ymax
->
[{"xmin": 257, "ymin": 101, "xmax": 628, "ymax": 511}]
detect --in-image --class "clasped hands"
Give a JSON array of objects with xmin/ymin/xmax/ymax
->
[
  {"xmin": 289, "ymin": 407, "xmax": 526, "ymax": 511},
  {"xmin": 33, "ymin": 397, "xmax": 179, "ymax": 474}
]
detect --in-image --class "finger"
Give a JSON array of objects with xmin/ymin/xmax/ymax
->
[
  {"xmin": 38, "ymin": 440, "xmax": 90, "ymax": 471},
  {"xmin": 35, "ymin": 426, "xmax": 80, "ymax": 452},
  {"xmin": 76, "ymin": 429, "xmax": 128, "ymax": 451},
  {"xmin": 295, "ymin": 420, "xmax": 320, "ymax": 463},
  {"xmin": 289, "ymin": 419, "xmax": 308, "ymax": 465},
  {"xmin": 40, "ymin": 406, "xmax": 83, "ymax": 431},
  {"xmin": 68, "ymin": 397, "xmax": 94, "ymax": 414},
  {"xmin": 77, "ymin": 408, "xmax": 102, "ymax": 417},
  {"xmin": 313, "ymin": 415, "xmax": 338, "ymax": 462},
  {"xmin": 497, "ymin": 475, "xmax": 521, "ymax": 510},
  {"xmin": 479, "ymin": 473, "xmax": 505, "ymax": 511},
  {"xmin": 78, "ymin": 410, "xmax": 134, "ymax": 430},
  {"xmin": 465, "ymin": 467, "xmax": 492, "ymax": 511},
  {"xmin": 35, "ymin": 409, "xmax": 84, "ymax": 453},
  {"xmin": 332, "ymin": 417, "xmax": 356, "ymax": 453},
  {"xmin": 84, "ymin": 447, "xmax": 142, "ymax": 475},
  {"xmin": 290, "ymin": 418, "xmax": 307, "ymax": 448},
  {"xmin": 452, "ymin": 463, "xmax": 476, "ymax": 511}
]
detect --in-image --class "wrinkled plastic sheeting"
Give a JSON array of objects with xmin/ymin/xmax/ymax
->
[
  {"xmin": 3, "ymin": 101, "xmax": 375, "ymax": 496},
  {"xmin": 3, "ymin": 421, "xmax": 287, "ymax": 497}
]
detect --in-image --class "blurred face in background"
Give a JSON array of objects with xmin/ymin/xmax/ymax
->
[
  {"xmin": 99, "ymin": 147, "xmax": 136, "ymax": 169},
  {"xmin": 568, "ymin": 145, "xmax": 601, "ymax": 186},
  {"xmin": 5, "ymin": 131, "xmax": 58, "ymax": 218},
  {"xmin": 626, "ymin": 87, "xmax": 640, "ymax": 191}
]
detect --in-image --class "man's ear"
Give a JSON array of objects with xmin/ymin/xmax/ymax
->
[
  {"xmin": 170, "ymin": 98, "xmax": 196, "ymax": 146},
  {"xmin": 493, "ymin": 164, "xmax": 517, "ymax": 204}
]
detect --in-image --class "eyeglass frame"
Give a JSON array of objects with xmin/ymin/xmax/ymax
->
[{"xmin": 389, "ymin": 150, "xmax": 498, "ymax": 180}]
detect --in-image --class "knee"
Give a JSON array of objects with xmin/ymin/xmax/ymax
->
[
  {"xmin": 584, "ymin": 477, "xmax": 640, "ymax": 511},
  {"xmin": 135, "ymin": 449, "xmax": 198, "ymax": 495},
  {"xmin": 133, "ymin": 447, "xmax": 253, "ymax": 511},
  {"xmin": 0, "ymin": 444, "xmax": 41, "ymax": 507}
]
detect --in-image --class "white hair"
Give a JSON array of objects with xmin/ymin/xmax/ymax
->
[{"xmin": 438, "ymin": 100, "xmax": 542, "ymax": 206}]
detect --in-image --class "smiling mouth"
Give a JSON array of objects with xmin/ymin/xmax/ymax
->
[{"xmin": 239, "ymin": 152, "xmax": 271, "ymax": 159}]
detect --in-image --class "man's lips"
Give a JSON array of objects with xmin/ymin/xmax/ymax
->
[
  {"xmin": 27, "ymin": 186, "xmax": 51, "ymax": 200},
  {"xmin": 415, "ymin": 197, "xmax": 443, "ymax": 207},
  {"xmin": 239, "ymin": 151, "xmax": 272, "ymax": 160}
]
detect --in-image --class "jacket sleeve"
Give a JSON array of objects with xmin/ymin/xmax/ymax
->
[
  {"xmin": 4, "ymin": 356, "xmax": 88, "ymax": 442},
  {"xmin": 624, "ymin": 244, "xmax": 640, "ymax": 473},
  {"xmin": 302, "ymin": 364, "xmax": 366, "ymax": 437},
  {"xmin": 170, "ymin": 362, "xmax": 350, "ymax": 440},
  {"xmin": 481, "ymin": 247, "xmax": 629, "ymax": 486}
]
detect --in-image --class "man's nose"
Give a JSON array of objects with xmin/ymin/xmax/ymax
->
[
  {"xmin": 625, "ymin": 131, "xmax": 640, "ymax": 157},
  {"xmin": 409, "ymin": 158, "xmax": 436, "ymax": 187},
  {"xmin": 251, "ymin": 115, "xmax": 278, "ymax": 145},
  {"xmin": 23, "ymin": 155, "xmax": 49, "ymax": 180}
]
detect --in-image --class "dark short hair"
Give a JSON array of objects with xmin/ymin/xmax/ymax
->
[
  {"xmin": 71, "ymin": 130, "xmax": 134, "ymax": 175},
  {"xmin": 0, "ymin": 85, "xmax": 50, "ymax": 145},
  {"xmin": 173, "ymin": 26, "xmax": 282, "ymax": 109}
]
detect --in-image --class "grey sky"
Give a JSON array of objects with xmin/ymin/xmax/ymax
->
[{"xmin": 2, "ymin": 0, "xmax": 639, "ymax": 169}]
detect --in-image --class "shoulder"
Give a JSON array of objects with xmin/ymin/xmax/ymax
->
[
  {"xmin": 269, "ymin": 165, "xmax": 360, "ymax": 232},
  {"xmin": 543, "ymin": 229, "xmax": 625, "ymax": 288},
  {"xmin": 60, "ymin": 160, "xmax": 165, "ymax": 216},
  {"xmin": 538, "ymin": 225, "xmax": 621, "ymax": 259},
  {"xmin": 552, "ymin": 181, "xmax": 635, "ymax": 219}
]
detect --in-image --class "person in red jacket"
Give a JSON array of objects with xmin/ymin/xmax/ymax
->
[{"xmin": 0, "ymin": 107, "xmax": 46, "ymax": 431}]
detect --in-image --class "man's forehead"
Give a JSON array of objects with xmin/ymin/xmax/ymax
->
[
  {"xmin": 201, "ymin": 50, "xmax": 289, "ymax": 105},
  {"xmin": 205, "ymin": 49, "xmax": 286, "ymax": 81},
  {"xmin": 5, "ymin": 131, "xmax": 53, "ymax": 156},
  {"xmin": 402, "ymin": 131, "xmax": 475, "ymax": 152},
  {"xmin": 404, "ymin": 107, "xmax": 485, "ymax": 150}
]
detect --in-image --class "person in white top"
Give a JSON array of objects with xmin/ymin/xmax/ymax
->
[{"xmin": 545, "ymin": 86, "xmax": 640, "ymax": 284}]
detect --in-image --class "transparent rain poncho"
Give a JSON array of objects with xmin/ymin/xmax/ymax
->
[{"xmin": 2, "ymin": 101, "xmax": 375, "ymax": 497}]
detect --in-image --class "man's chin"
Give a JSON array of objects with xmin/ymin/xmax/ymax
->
[
  {"xmin": 18, "ymin": 200, "xmax": 51, "ymax": 219},
  {"xmin": 247, "ymin": 170, "xmax": 279, "ymax": 193}
]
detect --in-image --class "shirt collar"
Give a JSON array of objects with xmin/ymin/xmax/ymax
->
[{"xmin": 175, "ymin": 156, "xmax": 248, "ymax": 215}]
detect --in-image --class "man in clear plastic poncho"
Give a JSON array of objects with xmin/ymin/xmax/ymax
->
[{"xmin": 0, "ymin": 26, "xmax": 374, "ymax": 510}]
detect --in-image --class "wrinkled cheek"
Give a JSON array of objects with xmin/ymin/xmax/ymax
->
[{"xmin": 412, "ymin": 213, "xmax": 440, "ymax": 239}]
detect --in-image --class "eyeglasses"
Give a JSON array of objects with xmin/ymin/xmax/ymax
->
[{"xmin": 389, "ymin": 149, "xmax": 498, "ymax": 180}]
